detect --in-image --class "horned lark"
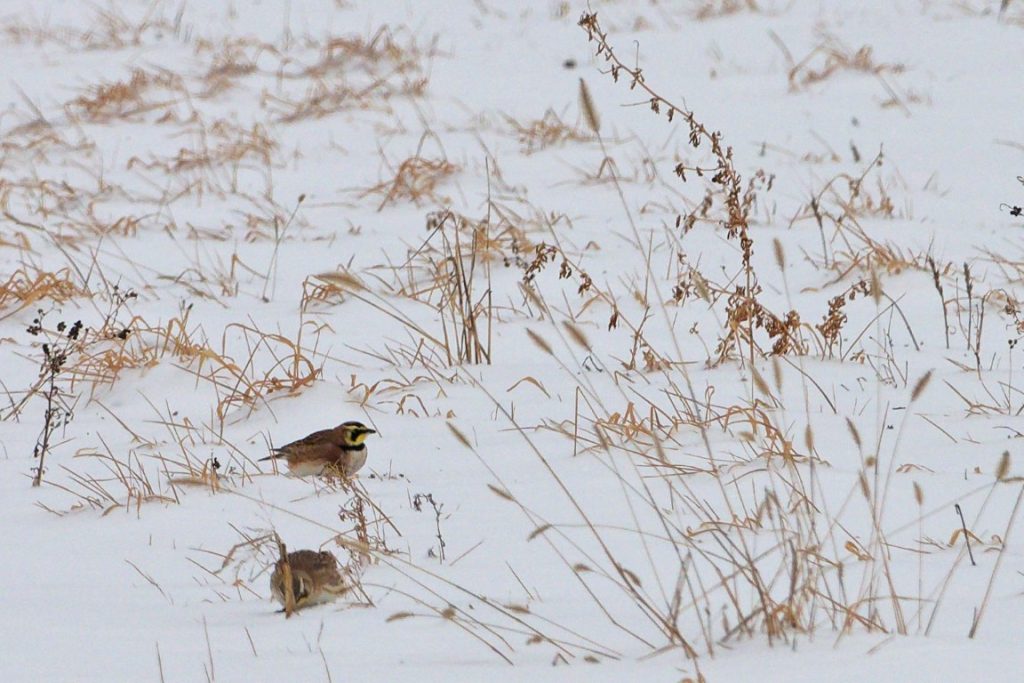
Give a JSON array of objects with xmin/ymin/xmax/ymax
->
[
  {"xmin": 270, "ymin": 549, "xmax": 348, "ymax": 612},
  {"xmin": 261, "ymin": 421, "xmax": 376, "ymax": 477}
]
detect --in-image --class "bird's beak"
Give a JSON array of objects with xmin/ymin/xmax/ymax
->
[{"xmin": 359, "ymin": 428, "xmax": 377, "ymax": 436}]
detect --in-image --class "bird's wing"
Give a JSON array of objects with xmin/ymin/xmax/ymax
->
[
  {"xmin": 292, "ymin": 550, "xmax": 343, "ymax": 587},
  {"xmin": 289, "ymin": 550, "xmax": 337, "ymax": 570},
  {"xmin": 261, "ymin": 428, "xmax": 337, "ymax": 461},
  {"xmin": 276, "ymin": 428, "xmax": 337, "ymax": 451}
]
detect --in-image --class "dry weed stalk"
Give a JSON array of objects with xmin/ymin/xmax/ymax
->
[
  {"xmin": 10, "ymin": 292, "xmax": 327, "ymax": 461},
  {"xmin": 474, "ymin": 364, "xmax": 971, "ymax": 661},
  {"xmin": 926, "ymin": 256, "xmax": 950, "ymax": 349},
  {"xmin": 16, "ymin": 286, "xmax": 138, "ymax": 486},
  {"xmin": 203, "ymin": 321, "xmax": 324, "ymax": 424},
  {"xmin": 789, "ymin": 149, "xmax": 898, "ymax": 268},
  {"xmin": 25, "ymin": 312, "xmax": 80, "ymax": 487},
  {"xmin": 426, "ymin": 210, "xmax": 493, "ymax": 365},
  {"xmin": 410, "ymin": 12, "xmax": 964, "ymax": 661},
  {"xmin": 297, "ymin": 27, "xmax": 431, "ymax": 80},
  {"xmin": 3, "ymin": 7, "xmax": 176, "ymax": 51},
  {"xmin": 263, "ymin": 78, "xmax": 422, "ymax": 123},
  {"xmin": 787, "ymin": 36, "xmax": 905, "ymax": 92},
  {"xmin": 693, "ymin": 0, "xmax": 760, "ymax": 20},
  {"xmin": 580, "ymin": 12, "xmax": 783, "ymax": 368},
  {"xmin": 67, "ymin": 68, "xmax": 185, "ymax": 122},
  {"xmin": 506, "ymin": 109, "xmax": 591, "ymax": 155},
  {"xmin": 411, "ymin": 492, "xmax": 447, "ymax": 562},
  {"xmin": 301, "ymin": 273, "xmax": 349, "ymax": 312},
  {"xmin": 127, "ymin": 120, "xmax": 277, "ymax": 175},
  {"xmin": 363, "ymin": 154, "xmax": 459, "ymax": 211},
  {"xmin": 61, "ymin": 441, "xmax": 180, "ymax": 514},
  {"xmin": 816, "ymin": 280, "xmax": 870, "ymax": 357},
  {"xmin": 44, "ymin": 299, "xmax": 213, "ymax": 403},
  {"xmin": 327, "ymin": 209, "xmax": 493, "ymax": 368},
  {"xmin": 261, "ymin": 28, "xmax": 431, "ymax": 123},
  {"xmin": 0, "ymin": 266, "xmax": 87, "ymax": 313},
  {"xmin": 274, "ymin": 536, "xmax": 298, "ymax": 618}
]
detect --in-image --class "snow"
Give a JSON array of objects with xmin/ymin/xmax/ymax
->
[{"xmin": 2, "ymin": 0, "xmax": 1024, "ymax": 680}]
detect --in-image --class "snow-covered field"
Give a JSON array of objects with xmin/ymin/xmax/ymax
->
[{"xmin": 2, "ymin": 0, "xmax": 1024, "ymax": 680}]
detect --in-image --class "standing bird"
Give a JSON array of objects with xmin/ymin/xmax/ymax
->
[
  {"xmin": 270, "ymin": 548, "xmax": 348, "ymax": 613},
  {"xmin": 261, "ymin": 421, "xmax": 376, "ymax": 477}
]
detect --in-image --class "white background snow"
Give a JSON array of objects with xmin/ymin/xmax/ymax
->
[{"xmin": 1, "ymin": 0, "xmax": 1023, "ymax": 680}]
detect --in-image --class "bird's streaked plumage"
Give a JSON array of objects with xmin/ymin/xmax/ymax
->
[
  {"xmin": 261, "ymin": 421, "xmax": 376, "ymax": 477},
  {"xmin": 270, "ymin": 549, "xmax": 348, "ymax": 612}
]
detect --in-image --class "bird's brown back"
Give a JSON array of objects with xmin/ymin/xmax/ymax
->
[
  {"xmin": 287, "ymin": 550, "xmax": 339, "ymax": 575},
  {"xmin": 276, "ymin": 425, "xmax": 348, "ymax": 453},
  {"xmin": 276, "ymin": 425, "xmax": 355, "ymax": 468},
  {"xmin": 271, "ymin": 549, "xmax": 347, "ymax": 609}
]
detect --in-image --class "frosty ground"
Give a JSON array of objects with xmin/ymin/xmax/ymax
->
[{"xmin": 1, "ymin": 0, "xmax": 1024, "ymax": 680}]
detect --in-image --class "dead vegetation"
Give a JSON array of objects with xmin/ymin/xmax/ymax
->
[
  {"xmin": 0, "ymin": 266, "xmax": 88, "ymax": 313},
  {"xmin": 2, "ymin": 6, "xmax": 178, "ymax": 51},
  {"xmin": 771, "ymin": 32, "xmax": 912, "ymax": 112},
  {"xmin": 692, "ymin": 0, "xmax": 761, "ymax": 21},
  {"xmin": 383, "ymin": 10, "xmax": 1023, "ymax": 664},
  {"xmin": 506, "ymin": 109, "xmax": 592, "ymax": 155},
  {"xmin": 67, "ymin": 68, "xmax": 186, "ymax": 122},
  {"xmin": 786, "ymin": 37, "xmax": 905, "ymax": 91},
  {"xmin": 261, "ymin": 28, "xmax": 433, "ymax": 122},
  {"xmin": 362, "ymin": 153, "xmax": 460, "ymax": 211}
]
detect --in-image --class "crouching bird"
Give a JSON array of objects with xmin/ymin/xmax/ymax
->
[
  {"xmin": 271, "ymin": 548, "xmax": 348, "ymax": 614},
  {"xmin": 261, "ymin": 421, "xmax": 376, "ymax": 477}
]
